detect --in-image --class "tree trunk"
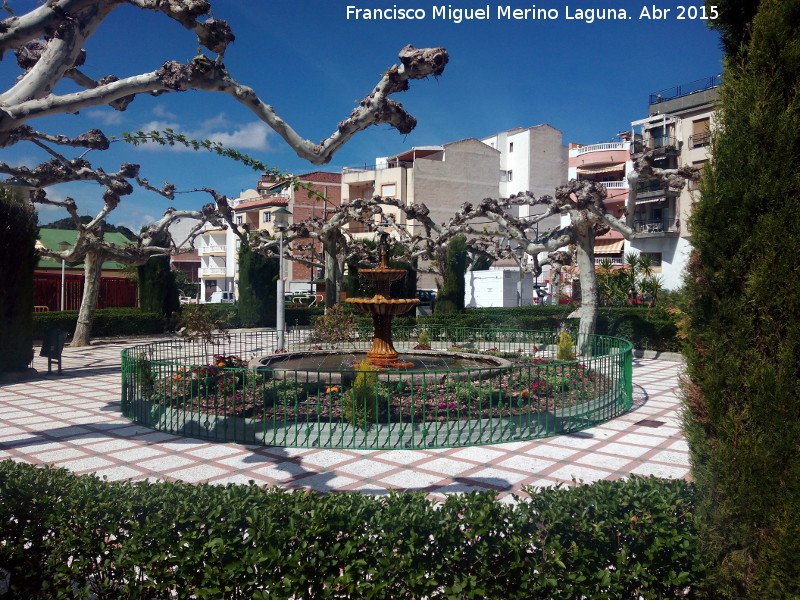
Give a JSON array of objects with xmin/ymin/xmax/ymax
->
[
  {"xmin": 71, "ymin": 250, "xmax": 104, "ymax": 347},
  {"xmin": 568, "ymin": 222, "xmax": 598, "ymax": 355},
  {"xmin": 323, "ymin": 238, "xmax": 339, "ymax": 309}
]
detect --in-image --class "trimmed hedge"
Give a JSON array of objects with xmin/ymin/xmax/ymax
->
[
  {"xmin": 419, "ymin": 306, "xmax": 680, "ymax": 352},
  {"xmin": 31, "ymin": 308, "xmax": 165, "ymax": 340},
  {"xmin": 0, "ymin": 460, "xmax": 705, "ymax": 599},
  {"xmin": 31, "ymin": 305, "xmax": 326, "ymax": 340}
]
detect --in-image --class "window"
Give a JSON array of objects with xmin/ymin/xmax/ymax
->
[
  {"xmin": 639, "ymin": 252, "xmax": 662, "ymax": 267},
  {"xmin": 507, "ymin": 170, "xmax": 513, "ymax": 182},
  {"xmin": 509, "ymin": 142, "xmax": 514, "ymax": 152},
  {"xmin": 381, "ymin": 183, "xmax": 396, "ymax": 197},
  {"xmin": 235, "ymin": 216, "xmax": 242, "ymax": 225},
  {"xmin": 689, "ymin": 160, "xmax": 707, "ymax": 190},
  {"xmin": 690, "ymin": 118, "xmax": 711, "ymax": 148},
  {"xmin": 263, "ymin": 211, "xmax": 272, "ymax": 223}
]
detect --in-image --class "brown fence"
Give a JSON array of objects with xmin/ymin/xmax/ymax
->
[{"xmin": 34, "ymin": 272, "xmax": 138, "ymax": 311}]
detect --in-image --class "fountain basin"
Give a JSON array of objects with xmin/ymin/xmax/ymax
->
[
  {"xmin": 346, "ymin": 297, "xmax": 419, "ymax": 316},
  {"xmin": 249, "ymin": 349, "xmax": 512, "ymax": 384}
]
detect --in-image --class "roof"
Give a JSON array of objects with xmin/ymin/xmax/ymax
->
[
  {"xmin": 235, "ymin": 197, "xmax": 290, "ymax": 212},
  {"xmin": 297, "ymin": 171, "xmax": 342, "ymax": 184},
  {"xmin": 37, "ymin": 228, "xmax": 135, "ymax": 270}
]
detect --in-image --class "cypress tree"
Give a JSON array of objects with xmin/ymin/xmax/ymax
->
[
  {"xmin": 237, "ymin": 243, "xmax": 278, "ymax": 327},
  {"xmin": 0, "ymin": 187, "xmax": 38, "ymax": 372},
  {"xmin": 683, "ymin": 1, "xmax": 800, "ymax": 596},
  {"xmin": 435, "ymin": 235, "xmax": 467, "ymax": 314},
  {"xmin": 138, "ymin": 253, "xmax": 180, "ymax": 318}
]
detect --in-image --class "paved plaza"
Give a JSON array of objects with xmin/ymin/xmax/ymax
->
[{"xmin": 0, "ymin": 337, "xmax": 690, "ymax": 501}]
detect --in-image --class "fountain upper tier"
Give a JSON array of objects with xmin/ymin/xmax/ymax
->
[{"xmin": 344, "ymin": 232, "xmax": 419, "ymax": 367}]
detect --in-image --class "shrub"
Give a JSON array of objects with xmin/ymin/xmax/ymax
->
[
  {"xmin": 343, "ymin": 359, "xmax": 379, "ymax": 428},
  {"xmin": 435, "ymin": 234, "xmax": 467, "ymax": 314},
  {"xmin": 0, "ymin": 460, "xmax": 705, "ymax": 599},
  {"xmin": 556, "ymin": 331, "xmax": 576, "ymax": 361},
  {"xmin": 237, "ymin": 243, "xmax": 278, "ymax": 327},
  {"xmin": 0, "ymin": 187, "xmax": 37, "ymax": 372},
  {"xmin": 310, "ymin": 304, "xmax": 357, "ymax": 347},
  {"xmin": 683, "ymin": 1, "xmax": 800, "ymax": 597}
]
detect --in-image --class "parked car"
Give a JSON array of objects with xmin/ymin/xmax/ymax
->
[
  {"xmin": 416, "ymin": 289, "xmax": 437, "ymax": 306},
  {"xmin": 206, "ymin": 290, "xmax": 235, "ymax": 304}
]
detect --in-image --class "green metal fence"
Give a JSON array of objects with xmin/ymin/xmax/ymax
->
[{"xmin": 121, "ymin": 327, "xmax": 633, "ymax": 449}]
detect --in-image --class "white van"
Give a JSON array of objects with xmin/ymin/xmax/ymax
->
[{"xmin": 206, "ymin": 290, "xmax": 235, "ymax": 304}]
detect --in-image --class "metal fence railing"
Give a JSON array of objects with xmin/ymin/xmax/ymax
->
[{"xmin": 121, "ymin": 327, "xmax": 633, "ymax": 450}]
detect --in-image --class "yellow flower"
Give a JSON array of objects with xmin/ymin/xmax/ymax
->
[
  {"xmin": 217, "ymin": 361, "xmax": 226, "ymax": 367},
  {"xmin": 325, "ymin": 386, "xmax": 339, "ymax": 393}
]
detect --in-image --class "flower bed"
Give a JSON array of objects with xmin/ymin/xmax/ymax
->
[{"xmin": 122, "ymin": 328, "xmax": 632, "ymax": 449}]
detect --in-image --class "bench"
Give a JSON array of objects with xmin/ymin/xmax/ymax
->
[{"xmin": 39, "ymin": 328, "xmax": 67, "ymax": 375}]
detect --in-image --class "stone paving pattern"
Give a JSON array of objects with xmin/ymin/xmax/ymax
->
[{"xmin": 0, "ymin": 338, "xmax": 690, "ymax": 501}]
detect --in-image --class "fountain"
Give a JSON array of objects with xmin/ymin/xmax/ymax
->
[{"xmin": 345, "ymin": 231, "xmax": 419, "ymax": 369}]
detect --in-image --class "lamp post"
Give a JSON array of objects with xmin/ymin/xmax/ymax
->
[
  {"xmin": 57, "ymin": 241, "xmax": 71, "ymax": 311},
  {"xmin": 272, "ymin": 207, "xmax": 292, "ymax": 351}
]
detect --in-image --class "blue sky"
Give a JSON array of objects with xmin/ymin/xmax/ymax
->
[{"xmin": 1, "ymin": 0, "xmax": 723, "ymax": 232}]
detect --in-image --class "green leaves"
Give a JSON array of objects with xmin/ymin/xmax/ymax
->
[{"xmin": 0, "ymin": 461, "xmax": 704, "ymax": 599}]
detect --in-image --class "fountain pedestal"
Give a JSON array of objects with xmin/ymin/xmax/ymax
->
[{"xmin": 345, "ymin": 236, "xmax": 419, "ymax": 369}]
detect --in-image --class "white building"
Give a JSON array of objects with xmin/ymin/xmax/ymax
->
[
  {"xmin": 196, "ymin": 222, "xmax": 239, "ymax": 303},
  {"xmin": 480, "ymin": 124, "xmax": 569, "ymax": 288}
]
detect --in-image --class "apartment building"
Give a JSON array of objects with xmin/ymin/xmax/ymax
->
[
  {"xmin": 234, "ymin": 171, "xmax": 342, "ymax": 296},
  {"xmin": 627, "ymin": 75, "xmax": 719, "ymax": 289},
  {"xmin": 480, "ymin": 124, "xmax": 569, "ymax": 286},
  {"xmin": 565, "ymin": 75, "xmax": 719, "ymax": 292},
  {"xmin": 341, "ymin": 138, "xmax": 500, "ymax": 288}
]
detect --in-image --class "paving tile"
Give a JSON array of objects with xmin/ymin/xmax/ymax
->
[
  {"xmin": 650, "ymin": 450, "xmax": 691, "ymax": 466},
  {"xmin": 549, "ymin": 465, "xmax": 611, "ymax": 484},
  {"xmin": 167, "ymin": 465, "xmax": 232, "ymax": 483},
  {"xmin": 57, "ymin": 456, "xmax": 115, "ymax": 472},
  {"xmin": 253, "ymin": 461, "xmax": 310, "ymax": 481},
  {"xmin": 94, "ymin": 465, "xmax": 146, "ymax": 481},
  {"xmin": 187, "ymin": 445, "xmax": 244, "ymax": 460},
  {"xmin": 463, "ymin": 467, "xmax": 530, "ymax": 487},
  {"xmin": 302, "ymin": 450, "xmax": 356, "ymax": 468},
  {"xmin": 497, "ymin": 455, "xmax": 556, "ymax": 474},
  {"xmin": 378, "ymin": 470, "xmax": 443, "ymax": 489},
  {"xmin": 418, "ymin": 457, "xmax": 474, "ymax": 476},
  {"xmin": 34, "ymin": 448, "xmax": 88, "ymax": 462},
  {"xmin": 336, "ymin": 459, "xmax": 397, "ymax": 478},
  {"xmin": 573, "ymin": 453, "xmax": 633, "ymax": 471},
  {"xmin": 449, "ymin": 447, "xmax": 507, "ymax": 464},
  {"xmin": 136, "ymin": 455, "xmax": 196, "ymax": 472},
  {"xmin": 595, "ymin": 442, "xmax": 653, "ymax": 458},
  {"xmin": 629, "ymin": 463, "xmax": 690, "ymax": 479},
  {"xmin": 295, "ymin": 473, "xmax": 358, "ymax": 492},
  {"xmin": 109, "ymin": 446, "xmax": 167, "ymax": 462},
  {"xmin": 524, "ymin": 444, "xmax": 580, "ymax": 460}
]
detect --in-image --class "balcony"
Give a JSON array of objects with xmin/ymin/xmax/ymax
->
[
  {"xmin": 342, "ymin": 159, "xmax": 413, "ymax": 174},
  {"xmin": 633, "ymin": 218, "xmax": 679, "ymax": 236},
  {"xmin": 574, "ymin": 142, "xmax": 628, "ymax": 156},
  {"xmin": 632, "ymin": 136, "xmax": 680, "ymax": 156},
  {"xmin": 649, "ymin": 75, "xmax": 722, "ymax": 105},
  {"xmin": 636, "ymin": 180, "xmax": 679, "ymax": 199},
  {"xmin": 200, "ymin": 244, "xmax": 226, "ymax": 255},
  {"xmin": 688, "ymin": 130, "xmax": 711, "ymax": 149},
  {"xmin": 595, "ymin": 256, "xmax": 624, "ymax": 265},
  {"xmin": 201, "ymin": 267, "xmax": 227, "ymax": 276},
  {"xmin": 600, "ymin": 180, "xmax": 628, "ymax": 189}
]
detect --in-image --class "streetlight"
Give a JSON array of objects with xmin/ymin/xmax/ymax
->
[
  {"xmin": 272, "ymin": 207, "xmax": 292, "ymax": 351},
  {"xmin": 57, "ymin": 241, "xmax": 71, "ymax": 311}
]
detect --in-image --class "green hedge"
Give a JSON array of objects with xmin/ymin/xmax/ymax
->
[
  {"xmin": 31, "ymin": 308, "xmax": 166, "ymax": 340},
  {"xmin": 0, "ymin": 460, "xmax": 704, "ymax": 599},
  {"xmin": 419, "ymin": 306, "xmax": 680, "ymax": 352}
]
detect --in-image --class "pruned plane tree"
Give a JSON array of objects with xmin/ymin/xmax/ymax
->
[{"xmin": 0, "ymin": 0, "xmax": 447, "ymax": 345}]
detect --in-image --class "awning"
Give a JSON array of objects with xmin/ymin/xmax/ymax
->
[
  {"xmin": 594, "ymin": 238, "xmax": 625, "ymax": 254},
  {"xmin": 576, "ymin": 163, "xmax": 625, "ymax": 175},
  {"xmin": 635, "ymin": 197, "xmax": 667, "ymax": 205}
]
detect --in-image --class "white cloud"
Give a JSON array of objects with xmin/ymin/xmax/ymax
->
[
  {"xmin": 131, "ymin": 116, "xmax": 272, "ymax": 153},
  {"xmin": 208, "ymin": 121, "xmax": 271, "ymax": 151},
  {"xmin": 152, "ymin": 104, "xmax": 178, "ymax": 120},
  {"xmin": 86, "ymin": 109, "xmax": 123, "ymax": 126}
]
